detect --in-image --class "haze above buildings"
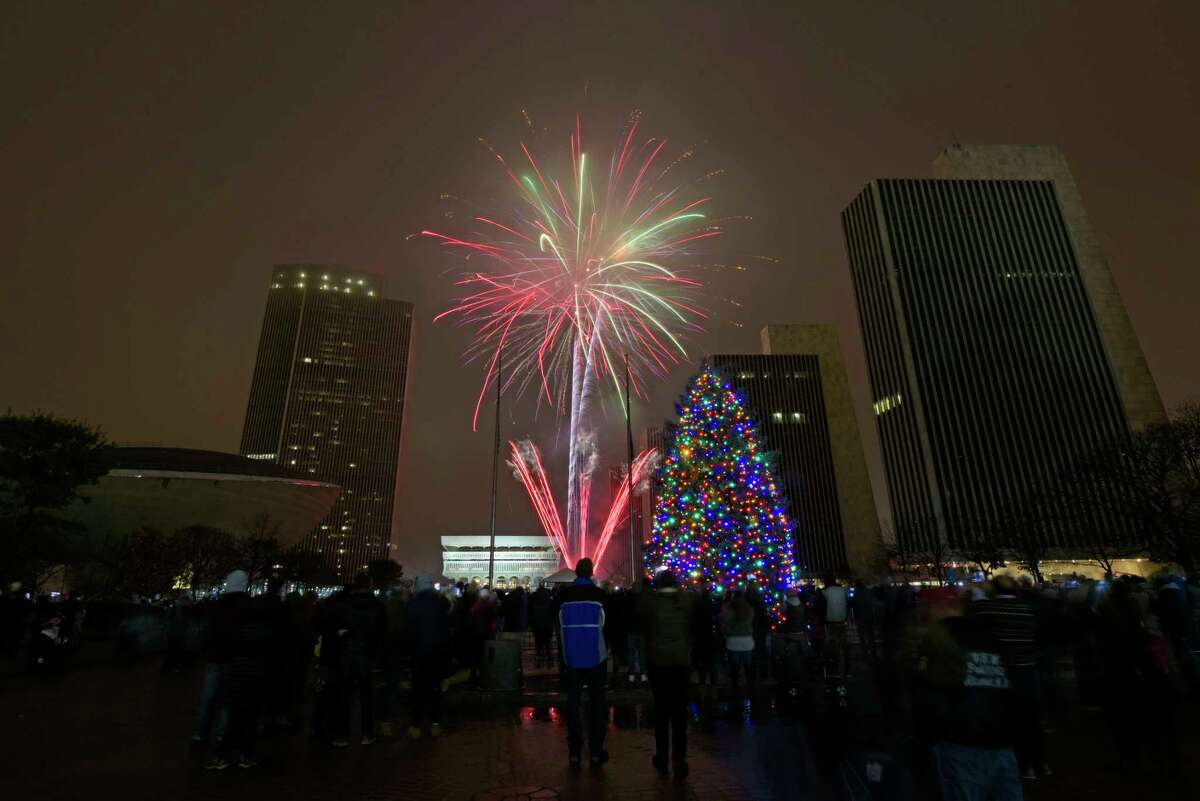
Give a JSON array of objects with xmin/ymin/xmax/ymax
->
[{"xmin": 2, "ymin": 3, "xmax": 1196, "ymax": 574}]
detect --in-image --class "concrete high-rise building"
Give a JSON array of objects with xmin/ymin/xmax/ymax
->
[
  {"xmin": 713, "ymin": 326, "xmax": 884, "ymax": 578},
  {"xmin": 241, "ymin": 264, "xmax": 414, "ymax": 580},
  {"xmin": 841, "ymin": 145, "xmax": 1165, "ymax": 549}
]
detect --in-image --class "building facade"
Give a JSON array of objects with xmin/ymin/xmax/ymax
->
[
  {"xmin": 759, "ymin": 325, "xmax": 885, "ymax": 577},
  {"xmin": 841, "ymin": 145, "xmax": 1165, "ymax": 550},
  {"xmin": 440, "ymin": 535, "xmax": 560, "ymax": 587},
  {"xmin": 241, "ymin": 264, "xmax": 413, "ymax": 580},
  {"xmin": 712, "ymin": 336, "xmax": 882, "ymax": 578}
]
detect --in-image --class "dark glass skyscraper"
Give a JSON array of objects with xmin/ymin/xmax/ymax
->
[
  {"xmin": 841, "ymin": 145, "xmax": 1164, "ymax": 549},
  {"xmin": 712, "ymin": 328, "xmax": 885, "ymax": 578},
  {"xmin": 241, "ymin": 264, "xmax": 413, "ymax": 579}
]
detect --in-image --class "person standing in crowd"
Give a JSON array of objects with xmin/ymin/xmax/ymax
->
[
  {"xmin": 915, "ymin": 593, "xmax": 1023, "ymax": 801},
  {"xmin": 626, "ymin": 580, "xmax": 649, "ymax": 684},
  {"xmin": 192, "ymin": 584, "xmax": 235, "ymax": 750},
  {"xmin": 851, "ymin": 580, "xmax": 878, "ymax": 664},
  {"xmin": 822, "ymin": 576, "xmax": 849, "ymax": 677},
  {"xmin": 530, "ymin": 582, "xmax": 555, "ymax": 667},
  {"xmin": 691, "ymin": 588, "xmax": 718, "ymax": 693},
  {"xmin": 312, "ymin": 587, "xmax": 349, "ymax": 744},
  {"xmin": 641, "ymin": 570, "xmax": 695, "ymax": 776},
  {"xmin": 206, "ymin": 570, "xmax": 269, "ymax": 770},
  {"xmin": 720, "ymin": 591, "xmax": 756, "ymax": 711},
  {"xmin": 380, "ymin": 581, "xmax": 409, "ymax": 737},
  {"xmin": 469, "ymin": 588, "xmax": 498, "ymax": 684},
  {"xmin": 558, "ymin": 558, "xmax": 608, "ymax": 766},
  {"xmin": 971, "ymin": 575, "xmax": 1047, "ymax": 780},
  {"xmin": 261, "ymin": 577, "xmax": 295, "ymax": 729},
  {"xmin": 407, "ymin": 575, "xmax": 451, "ymax": 740},
  {"xmin": 334, "ymin": 572, "xmax": 387, "ymax": 747}
]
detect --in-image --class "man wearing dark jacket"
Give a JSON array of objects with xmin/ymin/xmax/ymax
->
[
  {"xmin": 640, "ymin": 571, "xmax": 695, "ymax": 776},
  {"xmin": 558, "ymin": 558, "xmax": 608, "ymax": 765},
  {"xmin": 916, "ymin": 596, "xmax": 1022, "ymax": 801},
  {"xmin": 206, "ymin": 570, "xmax": 270, "ymax": 770},
  {"xmin": 334, "ymin": 573, "xmax": 387, "ymax": 747},
  {"xmin": 407, "ymin": 576, "xmax": 450, "ymax": 739}
]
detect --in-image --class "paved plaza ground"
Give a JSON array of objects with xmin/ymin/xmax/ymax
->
[{"xmin": 0, "ymin": 647, "xmax": 1194, "ymax": 801}]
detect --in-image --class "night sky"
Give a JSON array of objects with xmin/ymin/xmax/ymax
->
[{"xmin": 3, "ymin": 2, "xmax": 1197, "ymax": 575}]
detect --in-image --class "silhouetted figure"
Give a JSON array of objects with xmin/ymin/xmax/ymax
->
[
  {"xmin": 406, "ymin": 575, "xmax": 450, "ymax": 739},
  {"xmin": 206, "ymin": 571, "xmax": 269, "ymax": 770},
  {"xmin": 333, "ymin": 572, "xmax": 386, "ymax": 747},
  {"xmin": 530, "ymin": 584, "xmax": 555, "ymax": 666},
  {"xmin": 721, "ymin": 592, "xmax": 756, "ymax": 709},
  {"xmin": 641, "ymin": 570, "xmax": 695, "ymax": 776},
  {"xmin": 558, "ymin": 558, "xmax": 608, "ymax": 766},
  {"xmin": 915, "ymin": 594, "xmax": 1022, "ymax": 801}
]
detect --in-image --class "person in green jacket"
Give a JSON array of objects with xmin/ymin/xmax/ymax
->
[{"xmin": 639, "ymin": 571, "xmax": 695, "ymax": 776}]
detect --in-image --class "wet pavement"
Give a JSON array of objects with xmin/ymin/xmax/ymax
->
[
  {"xmin": 2, "ymin": 645, "xmax": 1195, "ymax": 801},
  {"xmin": 0, "ymin": 656, "xmax": 828, "ymax": 801}
]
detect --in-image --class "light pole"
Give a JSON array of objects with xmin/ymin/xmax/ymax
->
[
  {"xmin": 487, "ymin": 346, "xmax": 502, "ymax": 588},
  {"xmin": 625, "ymin": 354, "xmax": 638, "ymax": 587}
]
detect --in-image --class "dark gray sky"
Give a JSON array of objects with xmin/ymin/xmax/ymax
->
[{"xmin": 3, "ymin": 1, "xmax": 1197, "ymax": 574}]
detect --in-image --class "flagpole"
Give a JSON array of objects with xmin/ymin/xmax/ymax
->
[
  {"xmin": 487, "ymin": 346, "xmax": 502, "ymax": 588},
  {"xmin": 625, "ymin": 354, "xmax": 637, "ymax": 587}
]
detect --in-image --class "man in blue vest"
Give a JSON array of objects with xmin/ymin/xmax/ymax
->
[{"xmin": 558, "ymin": 558, "xmax": 608, "ymax": 765}]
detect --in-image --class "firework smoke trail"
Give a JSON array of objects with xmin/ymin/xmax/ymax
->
[
  {"xmin": 508, "ymin": 439, "xmax": 571, "ymax": 563},
  {"xmin": 429, "ymin": 114, "xmax": 720, "ymax": 564},
  {"xmin": 591, "ymin": 448, "xmax": 658, "ymax": 570}
]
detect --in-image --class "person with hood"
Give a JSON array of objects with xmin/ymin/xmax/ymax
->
[
  {"xmin": 406, "ymin": 575, "xmax": 451, "ymax": 739},
  {"xmin": 640, "ymin": 570, "xmax": 695, "ymax": 776},
  {"xmin": 557, "ymin": 558, "xmax": 608, "ymax": 766},
  {"xmin": 206, "ymin": 570, "xmax": 269, "ymax": 770},
  {"xmin": 191, "ymin": 579, "xmax": 237, "ymax": 750},
  {"xmin": 914, "ymin": 593, "xmax": 1022, "ymax": 801}
]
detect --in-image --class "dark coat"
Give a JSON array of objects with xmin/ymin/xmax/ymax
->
[
  {"xmin": 639, "ymin": 588, "xmax": 694, "ymax": 668},
  {"xmin": 407, "ymin": 590, "xmax": 451, "ymax": 663}
]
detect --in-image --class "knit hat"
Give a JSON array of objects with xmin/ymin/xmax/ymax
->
[{"xmin": 223, "ymin": 570, "xmax": 249, "ymax": 594}]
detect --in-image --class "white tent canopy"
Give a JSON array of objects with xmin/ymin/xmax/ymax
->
[{"xmin": 544, "ymin": 567, "xmax": 577, "ymax": 585}]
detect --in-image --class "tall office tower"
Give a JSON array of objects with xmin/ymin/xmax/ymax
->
[
  {"xmin": 841, "ymin": 145, "xmax": 1165, "ymax": 548},
  {"xmin": 241, "ymin": 265, "xmax": 414, "ymax": 580},
  {"xmin": 759, "ymin": 324, "xmax": 884, "ymax": 577},
  {"xmin": 713, "ymin": 328, "xmax": 883, "ymax": 578}
]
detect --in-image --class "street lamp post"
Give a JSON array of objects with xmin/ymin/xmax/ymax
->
[{"xmin": 487, "ymin": 346, "xmax": 502, "ymax": 588}]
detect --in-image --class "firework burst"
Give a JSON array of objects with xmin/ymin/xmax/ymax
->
[
  {"xmin": 426, "ymin": 113, "xmax": 722, "ymax": 571},
  {"xmin": 425, "ymin": 114, "xmax": 719, "ymax": 428}
]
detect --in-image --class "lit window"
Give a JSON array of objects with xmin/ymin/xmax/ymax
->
[
  {"xmin": 299, "ymin": 272, "xmax": 306, "ymax": 278},
  {"xmin": 873, "ymin": 393, "xmax": 903, "ymax": 416},
  {"xmin": 771, "ymin": 412, "xmax": 783, "ymax": 423},
  {"xmin": 303, "ymin": 357, "xmax": 312, "ymax": 363},
  {"xmin": 368, "ymin": 290, "xmax": 375, "ymax": 297},
  {"xmin": 246, "ymin": 453, "xmax": 276, "ymax": 460},
  {"xmin": 791, "ymin": 412, "xmax": 806, "ymax": 423},
  {"xmin": 322, "ymin": 274, "xmax": 329, "ymax": 280}
]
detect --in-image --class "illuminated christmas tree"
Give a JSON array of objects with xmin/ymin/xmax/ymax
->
[{"xmin": 646, "ymin": 365, "xmax": 798, "ymax": 622}]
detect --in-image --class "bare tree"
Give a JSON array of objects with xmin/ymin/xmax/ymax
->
[
  {"xmin": 171, "ymin": 525, "xmax": 239, "ymax": 596},
  {"xmin": 994, "ymin": 492, "xmax": 1051, "ymax": 583},
  {"xmin": 240, "ymin": 514, "xmax": 282, "ymax": 587},
  {"xmin": 1068, "ymin": 404, "xmax": 1200, "ymax": 572},
  {"xmin": 956, "ymin": 518, "xmax": 1007, "ymax": 579}
]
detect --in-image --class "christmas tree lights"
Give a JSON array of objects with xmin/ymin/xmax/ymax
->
[{"xmin": 645, "ymin": 366, "xmax": 798, "ymax": 622}]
